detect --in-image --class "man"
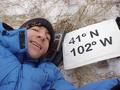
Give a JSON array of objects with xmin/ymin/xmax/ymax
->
[{"xmin": 0, "ymin": 18, "xmax": 78, "ymax": 90}]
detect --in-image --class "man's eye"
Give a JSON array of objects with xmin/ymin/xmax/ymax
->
[
  {"xmin": 46, "ymin": 37, "xmax": 50, "ymax": 41},
  {"xmin": 32, "ymin": 29, "xmax": 39, "ymax": 32}
]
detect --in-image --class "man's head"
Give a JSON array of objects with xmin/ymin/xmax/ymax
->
[{"xmin": 20, "ymin": 18, "xmax": 54, "ymax": 60}]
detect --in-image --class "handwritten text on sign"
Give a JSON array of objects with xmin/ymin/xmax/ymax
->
[{"xmin": 63, "ymin": 19, "xmax": 120, "ymax": 70}]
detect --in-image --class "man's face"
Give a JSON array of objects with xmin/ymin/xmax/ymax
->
[{"xmin": 27, "ymin": 26, "xmax": 51, "ymax": 59}]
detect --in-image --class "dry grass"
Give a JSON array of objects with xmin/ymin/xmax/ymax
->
[
  {"xmin": 54, "ymin": 0, "xmax": 116, "ymax": 33},
  {"xmin": 54, "ymin": 18, "xmax": 74, "ymax": 32}
]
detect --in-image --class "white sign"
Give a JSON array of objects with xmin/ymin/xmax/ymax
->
[{"xmin": 63, "ymin": 19, "xmax": 120, "ymax": 70}]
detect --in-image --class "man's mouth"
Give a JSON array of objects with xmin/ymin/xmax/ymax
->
[{"xmin": 31, "ymin": 41, "xmax": 42, "ymax": 50}]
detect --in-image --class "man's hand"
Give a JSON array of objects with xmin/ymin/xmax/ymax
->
[{"xmin": 0, "ymin": 24, "xmax": 27, "ymax": 54}]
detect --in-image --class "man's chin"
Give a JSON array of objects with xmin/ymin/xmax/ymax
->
[{"xmin": 28, "ymin": 51, "xmax": 40, "ymax": 59}]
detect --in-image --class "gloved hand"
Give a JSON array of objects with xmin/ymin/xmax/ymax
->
[
  {"xmin": 79, "ymin": 78, "xmax": 119, "ymax": 90},
  {"xmin": 0, "ymin": 22, "xmax": 27, "ymax": 54}
]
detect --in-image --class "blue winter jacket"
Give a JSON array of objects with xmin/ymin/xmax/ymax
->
[{"xmin": 0, "ymin": 22, "xmax": 77, "ymax": 90}]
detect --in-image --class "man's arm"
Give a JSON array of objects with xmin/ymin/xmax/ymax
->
[
  {"xmin": 0, "ymin": 22, "xmax": 27, "ymax": 54},
  {"xmin": 45, "ymin": 63, "xmax": 78, "ymax": 90}
]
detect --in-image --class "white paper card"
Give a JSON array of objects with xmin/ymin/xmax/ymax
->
[{"xmin": 63, "ymin": 19, "xmax": 120, "ymax": 70}]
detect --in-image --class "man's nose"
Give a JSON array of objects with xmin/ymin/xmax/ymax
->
[{"xmin": 37, "ymin": 32, "xmax": 46, "ymax": 41}]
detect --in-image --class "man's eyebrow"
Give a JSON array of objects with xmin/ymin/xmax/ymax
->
[{"xmin": 45, "ymin": 31, "xmax": 50, "ymax": 37}]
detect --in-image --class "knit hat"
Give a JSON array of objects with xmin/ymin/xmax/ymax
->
[{"xmin": 20, "ymin": 18, "xmax": 55, "ymax": 51}]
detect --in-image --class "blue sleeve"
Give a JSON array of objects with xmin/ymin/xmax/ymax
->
[
  {"xmin": 52, "ymin": 77, "xmax": 78, "ymax": 90},
  {"xmin": 0, "ymin": 45, "xmax": 20, "ymax": 83},
  {"xmin": 79, "ymin": 78, "xmax": 119, "ymax": 90},
  {"xmin": 47, "ymin": 63, "xmax": 78, "ymax": 90},
  {"xmin": 0, "ymin": 22, "xmax": 27, "ymax": 83}
]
